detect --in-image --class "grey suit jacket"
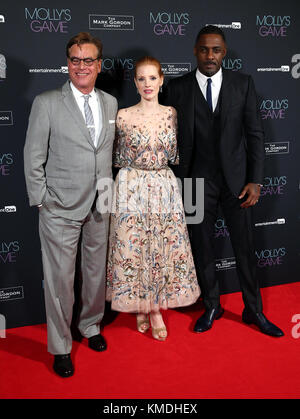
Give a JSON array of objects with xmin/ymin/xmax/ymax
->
[{"xmin": 24, "ymin": 81, "xmax": 118, "ymax": 220}]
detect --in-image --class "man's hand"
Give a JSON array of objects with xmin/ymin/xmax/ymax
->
[{"xmin": 238, "ymin": 183, "xmax": 261, "ymax": 208}]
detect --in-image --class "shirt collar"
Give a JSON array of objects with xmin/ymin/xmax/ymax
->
[
  {"xmin": 196, "ymin": 67, "xmax": 223, "ymax": 87},
  {"xmin": 70, "ymin": 81, "xmax": 97, "ymax": 100}
]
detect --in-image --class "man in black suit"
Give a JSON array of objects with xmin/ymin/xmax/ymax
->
[{"xmin": 164, "ymin": 25, "xmax": 283, "ymax": 337}]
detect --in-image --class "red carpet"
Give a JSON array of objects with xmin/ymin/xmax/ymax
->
[{"xmin": 1, "ymin": 282, "xmax": 300, "ymax": 399}]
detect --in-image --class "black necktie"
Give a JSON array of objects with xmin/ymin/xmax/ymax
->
[{"xmin": 206, "ymin": 78, "xmax": 212, "ymax": 111}]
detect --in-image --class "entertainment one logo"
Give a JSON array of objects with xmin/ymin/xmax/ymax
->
[
  {"xmin": 255, "ymin": 247, "xmax": 286, "ymax": 267},
  {"xmin": 0, "ymin": 241, "xmax": 20, "ymax": 263},
  {"xmin": 149, "ymin": 12, "xmax": 190, "ymax": 36},
  {"xmin": 260, "ymin": 176, "xmax": 287, "ymax": 197},
  {"xmin": 0, "ymin": 153, "xmax": 14, "ymax": 176},
  {"xmin": 260, "ymin": 99, "xmax": 288, "ymax": 120},
  {"xmin": 256, "ymin": 15, "xmax": 291, "ymax": 37},
  {"xmin": 0, "ymin": 205, "xmax": 17, "ymax": 213},
  {"xmin": 255, "ymin": 218, "xmax": 285, "ymax": 227},
  {"xmin": 24, "ymin": 7, "xmax": 71, "ymax": 33},
  {"xmin": 0, "ymin": 54, "xmax": 6, "ymax": 79},
  {"xmin": 222, "ymin": 58, "xmax": 242, "ymax": 71},
  {"xmin": 291, "ymin": 54, "xmax": 300, "ymax": 79},
  {"xmin": 29, "ymin": 66, "xmax": 68, "ymax": 74},
  {"xmin": 206, "ymin": 22, "xmax": 241, "ymax": 30},
  {"xmin": 257, "ymin": 65, "xmax": 290, "ymax": 73}
]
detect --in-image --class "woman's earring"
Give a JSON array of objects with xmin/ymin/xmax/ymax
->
[{"xmin": 159, "ymin": 86, "xmax": 162, "ymax": 93}]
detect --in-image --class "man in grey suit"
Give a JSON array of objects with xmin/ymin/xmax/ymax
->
[{"xmin": 24, "ymin": 32, "xmax": 118, "ymax": 377}]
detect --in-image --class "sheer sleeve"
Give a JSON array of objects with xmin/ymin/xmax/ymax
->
[
  {"xmin": 168, "ymin": 107, "xmax": 179, "ymax": 165},
  {"xmin": 113, "ymin": 110, "xmax": 126, "ymax": 168}
]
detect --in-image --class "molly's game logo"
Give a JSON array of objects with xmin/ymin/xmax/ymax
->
[
  {"xmin": 149, "ymin": 12, "xmax": 190, "ymax": 36},
  {"xmin": 261, "ymin": 176, "xmax": 287, "ymax": 197},
  {"xmin": 256, "ymin": 15, "xmax": 291, "ymax": 37},
  {"xmin": 0, "ymin": 241, "xmax": 20, "ymax": 263},
  {"xmin": 256, "ymin": 247, "xmax": 286, "ymax": 268},
  {"xmin": 214, "ymin": 218, "xmax": 230, "ymax": 238},
  {"xmin": 260, "ymin": 99, "xmax": 288, "ymax": 120},
  {"xmin": 24, "ymin": 7, "xmax": 71, "ymax": 33},
  {"xmin": 0, "ymin": 153, "xmax": 14, "ymax": 176}
]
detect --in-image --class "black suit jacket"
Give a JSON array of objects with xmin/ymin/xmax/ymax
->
[{"xmin": 164, "ymin": 68, "xmax": 265, "ymax": 197}]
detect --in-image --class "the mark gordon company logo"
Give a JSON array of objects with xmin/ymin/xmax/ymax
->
[
  {"xmin": 0, "ymin": 111, "xmax": 13, "ymax": 126},
  {"xmin": 161, "ymin": 63, "xmax": 191, "ymax": 77},
  {"xmin": 215, "ymin": 257, "xmax": 236, "ymax": 271},
  {"xmin": 89, "ymin": 14, "xmax": 134, "ymax": 30},
  {"xmin": 265, "ymin": 142, "xmax": 290, "ymax": 156},
  {"xmin": 0, "ymin": 286, "xmax": 24, "ymax": 301}
]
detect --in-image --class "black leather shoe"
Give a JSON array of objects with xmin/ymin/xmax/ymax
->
[
  {"xmin": 53, "ymin": 354, "xmax": 74, "ymax": 378},
  {"xmin": 242, "ymin": 309, "xmax": 284, "ymax": 337},
  {"xmin": 194, "ymin": 306, "xmax": 224, "ymax": 333},
  {"xmin": 88, "ymin": 334, "xmax": 107, "ymax": 352}
]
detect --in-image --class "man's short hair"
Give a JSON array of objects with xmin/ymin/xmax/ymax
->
[
  {"xmin": 195, "ymin": 25, "xmax": 226, "ymax": 46},
  {"xmin": 66, "ymin": 32, "xmax": 103, "ymax": 59}
]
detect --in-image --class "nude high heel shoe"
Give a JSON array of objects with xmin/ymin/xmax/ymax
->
[
  {"xmin": 136, "ymin": 314, "xmax": 150, "ymax": 334},
  {"xmin": 150, "ymin": 312, "xmax": 168, "ymax": 341}
]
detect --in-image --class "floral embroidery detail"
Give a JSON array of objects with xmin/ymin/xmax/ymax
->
[{"xmin": 106, "ymin": 106, "xmax": 200, "ymax": 313}]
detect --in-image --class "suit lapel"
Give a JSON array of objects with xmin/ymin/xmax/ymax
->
[
  {"xmin": 220, "ymin": 69, "xmax": 234, "ymax": 131},
  {"xmin": 183, "ymin": 70, "xmax": 196, "ymax": 142},
  {"xmin": 61, "ymin": 81, "xmax": 95, "ymax": 148},
  {"xmin": 95, "ymin": 89, "xmax": 108, "ymax": 150}
]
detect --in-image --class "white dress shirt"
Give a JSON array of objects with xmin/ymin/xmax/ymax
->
[
  {"xmin": 70, "ymin": 81, "xmax": 102, "ymax": 147},
  {"xmin": 195, "ymin": 68, "xmax": 223, "ymax": 112}
]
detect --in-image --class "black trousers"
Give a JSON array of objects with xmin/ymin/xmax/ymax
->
[{"xmin": 188, "ymin": 173, "xmax": 263, "ymax": 314}]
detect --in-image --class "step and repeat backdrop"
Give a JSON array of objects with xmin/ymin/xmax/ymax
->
[{"xmin": 0, "ymin": 0, "xmax": 299, "ymax": 328}]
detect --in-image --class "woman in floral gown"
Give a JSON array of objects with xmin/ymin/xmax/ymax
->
[{"xmin": 106, "ymin": 57, "xmax": 200, "ymax": 340}]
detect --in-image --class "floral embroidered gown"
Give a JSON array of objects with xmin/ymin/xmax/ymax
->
[{"xmin": 106, "ymin": 105, "xmax": 200, "ymax": 313}]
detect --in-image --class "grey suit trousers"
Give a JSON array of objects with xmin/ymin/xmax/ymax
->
[{"xmin": 39, "ymin": 202, "xmax": 109, "ymax": 355}]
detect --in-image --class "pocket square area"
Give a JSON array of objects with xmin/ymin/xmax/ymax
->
[{"xmin": 109, "ymin": 120, "xmax": 115, "ymax": 124}]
